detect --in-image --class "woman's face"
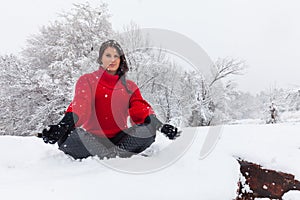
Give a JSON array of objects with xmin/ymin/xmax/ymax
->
[{"xmin": 101, "ymin": 47, "xmax": 121, "ymax": 75}]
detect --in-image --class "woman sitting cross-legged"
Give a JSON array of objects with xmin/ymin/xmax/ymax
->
[{"xmin": 41, "ymin": 40, "xmax": 180, "ymax": 160}]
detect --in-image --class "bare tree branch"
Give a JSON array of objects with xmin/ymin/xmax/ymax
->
[{"xmin": 209, "ymin": 57, "xmax": 246, "ymax": 87}]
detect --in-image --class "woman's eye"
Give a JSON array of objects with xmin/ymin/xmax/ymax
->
[
  {"xmin": 106, "ymin": 54, "xmax": 111, "ymax": 58},
  {"xmin": 114, "ymin": 55, "xmax": 119, "ymax": 58}
]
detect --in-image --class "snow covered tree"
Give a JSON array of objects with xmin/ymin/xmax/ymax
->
[
  {"xmin": 22, "ymin": 2, "xmax": 113, "ymax": 70},
  {"xmin": 208, "ymin": 58, "xmax": 247, "ymax": 124},
  {"xmin": 183, "ymin": 71, "xmax": 214, "ymax": 126},
  {"xmin": 0, "ymin": 55, "xmax": 42, "ymax": 135},
  {"xmin": 285, "ymin": 88, "xmax": 300, "ymax": 111}
]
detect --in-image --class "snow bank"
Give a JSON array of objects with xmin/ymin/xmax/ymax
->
[{"xmin": 0, "ymin": 124, "xmax": 300, "ymax": 200}]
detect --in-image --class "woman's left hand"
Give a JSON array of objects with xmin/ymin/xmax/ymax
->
[{"xmin": 160, "ymin": 124, "xmax": 181, "ymax": 140}]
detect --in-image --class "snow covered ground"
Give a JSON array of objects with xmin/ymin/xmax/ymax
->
[{"xmin": 1, "ymin": 123, "xmax": 300, "ymax": 200}]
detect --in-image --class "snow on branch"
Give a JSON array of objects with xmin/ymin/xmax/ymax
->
[{"xmin": 209, "ymin": 58, "xmax": 246, "ymax": 88}]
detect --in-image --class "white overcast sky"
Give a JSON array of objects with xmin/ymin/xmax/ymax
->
[{"xmin": 1, "ymin": 0, "xmax": 300, "ymax": 94}]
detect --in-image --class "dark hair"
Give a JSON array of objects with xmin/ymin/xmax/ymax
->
[{"xmin": 97, "ymin": 40, "xmax": 132, "ymax": 94}]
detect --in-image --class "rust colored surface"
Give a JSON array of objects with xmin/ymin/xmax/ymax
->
[{"xmin": 236, "ymin": 159, "xmax": 300, "ymax": 200}]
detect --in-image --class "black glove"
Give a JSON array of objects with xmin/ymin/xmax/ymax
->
[
  {"xmin": 160, "ymin": 124, "xmax": 180, "ymax": 140},
  {"xmin": 42, "ymin": 112, "xmax": 78, "ymax": 144},
  {"xmin": 144, "ymin": 115, "xmax": 180, "ymax": 140}
]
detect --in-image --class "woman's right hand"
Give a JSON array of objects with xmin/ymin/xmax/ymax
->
[
  {"xmin": 42, "ymin": 125, "xmax": 67, "ymax": 144},
  {"xmin": 42, "ymin": 112, "xmax": 78, "ymax": 144}
]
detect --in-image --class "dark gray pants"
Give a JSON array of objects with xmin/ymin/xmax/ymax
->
[{"xmin": 57, "ymin": 124, "xmax": 156, "ymax": 160}]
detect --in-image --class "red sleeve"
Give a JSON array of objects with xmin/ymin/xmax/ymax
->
[
  {"xmin": 128, "ymin": 81, "xmax": 155, "ymax": 125},
  {"xmin": 66, "ymin": 75, "xmax": 92, "ymax": 126}
]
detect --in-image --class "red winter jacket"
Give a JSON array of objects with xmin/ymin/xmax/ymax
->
[{"xmin": 66, "ymin": 67, "xmax": 155, "ymax": 138}]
